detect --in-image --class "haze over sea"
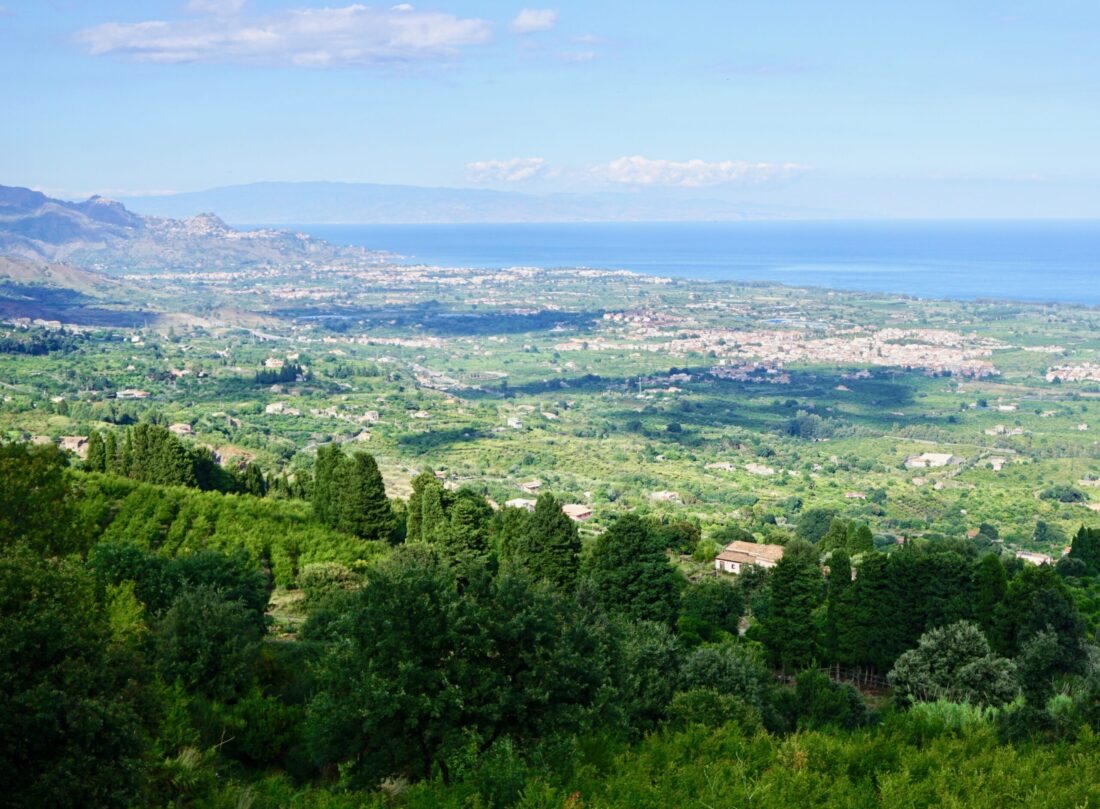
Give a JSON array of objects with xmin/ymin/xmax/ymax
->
[{"xmin": 296, "ymin": 221, "xmax": 1100, "ymax": 307}]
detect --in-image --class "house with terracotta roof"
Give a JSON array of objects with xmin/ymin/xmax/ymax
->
[
  {"xmin": 715, "ymin": 541, "xmax": 785, "ymax": 574},
  {"xmin": 561, "ymin": 503, "xmax": 592, "ymax": 522}
]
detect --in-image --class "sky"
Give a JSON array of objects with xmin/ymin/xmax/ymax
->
[{"xmin": 1, "ymin": 0, "xmax": 1100, "ymax": 217}]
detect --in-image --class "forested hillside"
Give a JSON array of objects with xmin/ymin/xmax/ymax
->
[{"xmin": 6, "ymin": 439, "xmax": 1100, "ymax": 807}]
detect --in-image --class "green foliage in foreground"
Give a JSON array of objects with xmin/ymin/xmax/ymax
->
[
  {"xmin": 10, "ymin": 442, "xmax": 1100, "ymax": 808},
  {"xmin": 199, "ymin": 720, "xmax": 1100, "ymax": 808}
]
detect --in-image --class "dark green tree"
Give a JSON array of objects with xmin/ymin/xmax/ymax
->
[
  {"xmin": 84, "ymin": 430, "xmax": 107, "ymax": 472},
  {"xmin": 846, "ymin": 522, "xmax": 874, "ymax": 555},
  {"xmin": 512, "ymin": 492, "xmax": 581, "ymax": 592},
  {"xmin": 335, "ymin": 452, "xmax": 394, "ymax": 542},
  {"xmin": 678, "ymin": 578, "xmax": 743, "ymax": 645},
  {"xmin": 0, "ymin": 443, "xmax": 80, "ymax": 556},
  {"xmin": 887, "ymin": 620, "xmax": 1018, "ymax": 707},
  {"xmin": 154, "ymin": 586, "xmax": 262, "ymax": 702},
  {"xmin": 586, "ymin": 513, "xmax": 680, "ymax": 624},
  {"xmin": 1069, "ymin": 526, "xmax": 1100, "ymax": 574},
  {"xmin": 311, "ymin": 444, "xmax": 343, "ymax": 527},
  {"xmin": 0, "ymin": 551, "xmax": 154, "ymax": 808},
  {"xmin": 307, "ymin": 549, "xmax": 604, "ymax": 786},
  {"xmin": 818, "ymin": 518, "xmax": 850, "ymax": 553},
  {"xmin": 763, "ymin": 538, "xmax": 822, "ymax": 671},
  {"xmin": 824, "ymin": 550, "xmax": 852, "ymax": 664},
  {"xmin": 973, "ymin": 553, "xmax": 1007, "ymax": 634},
  {"xmin": 241, "ymin": 462, "xmax": 267, "ymax": 497},
  {"xmin": 797, "ymin": 507, "xmax": 838, "ymax": 544}
]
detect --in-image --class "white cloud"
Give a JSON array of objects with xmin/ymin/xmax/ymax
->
[
  {"xmin": 559, "ymin": 50, "xmax": 596, "ymax": 63},
  {"xmin": 185, "ymin": 0, "xmax": 247, "ymax": 14},
  {"xmin": 466, "ymin": 157, "xmax": 546, "ymax": 183},
  {"xmin": 594, "ymin": 155, "xmax": 804, "ymax": 187},
  {"xmin": 75, "ymin": 4, "xmax": 492, "ymax": 67},
  {"xmin": 510, "ymin": 8, "xmax": 557, "ymax": 34}
]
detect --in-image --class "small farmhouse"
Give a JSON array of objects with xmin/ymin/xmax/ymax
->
[
  {"xmin": 561, "ymin": 503, "xmax": 592, "ymax": 522},
  {"xmin": 1015, "ymin": 550, "xmax": 1053, "ymax": 566},
  {"xmin": 715, "ymin": 541, "xmax": 785, "ymax": 574}
]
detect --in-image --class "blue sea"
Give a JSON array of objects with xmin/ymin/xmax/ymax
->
[{"xmin": 294, "ymin": 221, "xmax": 1100, "ymax": 306}]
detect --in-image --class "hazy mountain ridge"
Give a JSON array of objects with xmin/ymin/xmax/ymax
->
[
  {"xmin": 0, "ymin": 184, "xmax": 386, "ymax": 272},
  {"xmin": 118, "ymin": 181, "xmax": 810, "ymax": 225}
]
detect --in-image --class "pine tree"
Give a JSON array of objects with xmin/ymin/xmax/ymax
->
[
  {"xmin": 585, "ymin": 513, "xmax": 679, "ymax": 624},
  {"xmin": 514, "ymin": 493, "xmax": 581, "ymax": 592},
  {"xmin": 497, "ymin": 505, "xmax": 532, "ymax": 569}
]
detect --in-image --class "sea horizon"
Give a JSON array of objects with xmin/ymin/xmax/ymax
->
[{"xmin": 289, "ymin": 219, "xmax": 1100, "ymax": 307}]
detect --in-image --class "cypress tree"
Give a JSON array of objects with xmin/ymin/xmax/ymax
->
[
  {"xmin": 419, "ymin": 477, "xmax": 451, "ymax": 546},
  {"xmin": 406, "ymin": 471, "xmax": 438, "ymax": 544},
  {"xmin": 846, "ymin": 522, "xmax": 874, "ymax": 555},
  {"xmin": 104, "ymin": 430, "xmax": 119, "ymax": 474},
  {"xmin": 84, "ymin": 430, "xmax": 106, "ymax": 472},
  {"xmin": 312, "ymin": 444, "xmax": 343, "ymax": 527},
  {"xmin": 973, "ymin": 553, "xmax": 1007, "ymax": 634},
  {"xmin": 242, "ymin": 462, "xmax": 267, "ymax": 497},
  {"xmin": 825, "ymin": 550, "xmax": 852, "ymax": 664},
  {"xmin": 336, "ymin": 452, "xmax": 394, "ymax": 542},
  {"xmin": 1070, "ymin": 526, "xmax": 1100, "ymax": 574},
  {"xmin": 763, "ymin": 538, "xmax": 822, "ymax": 672},
  {"xmin": 818, "ymin": 518, "xmax": 850, "ymax": 553}
]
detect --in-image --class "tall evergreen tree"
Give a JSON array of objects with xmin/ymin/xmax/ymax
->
[
  {"xmin": 84, "ymin": 430, "xmax": 106, "ymax": 472},
  {"xmin": 585, "ymin": 513, "xmax": 679, "ymax": 624},
  {"xmin": 419, "ymin": 477, "xmax": 451, "ymax": 546},
  {"xmin": 242, "ymin": 462, "xmax": 267, "ymax": 497},
  {"xmin": 513, "ymin": 493, "xmax": 582, "ymax": 592},
  {"xmin": 312, "ymin": 444, "xmax": 343, "ymax": 527},
  {"xmin": 1069, "ymin": 526, "xmax": 1100, "ymax": 574},
  {"xmin": 104, "ymin": 430, "xmax": 119, "ymax": 474},
  {"xmin": 846, "ymin": 522, "xmax": 874, "ymax": 555},
  {"xmin": 825, "ymin": 550, "xmax": 852, "ymax": 664},
  {"xmin": 336, "ymin": 452, "xmax": 395, "ymax": 542},
  {"xmin": 973, "ymin": 553, "xmax": 1007, "ymax": 634},
  {"xmin": 445, "ymin": 497, "xmax": 491, "ymax": 573},
  {"xmin": 406, "ymin": 471, "xmax": 438, "ymax": 544},
  {"xmin": 818, "ymin": 518, "xmax": 850, "ymax": 553},
  {"xmin": 763, "ymin": 538, "xmax": 822, "ymax": 672}
]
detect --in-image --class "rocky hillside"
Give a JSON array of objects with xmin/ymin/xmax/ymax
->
[{"xmin": 0, "ymin": 185, "xmax": 384, "ymax": 273}]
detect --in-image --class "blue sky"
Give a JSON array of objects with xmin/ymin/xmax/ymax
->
[{"xmin": 1, "ymin": 0, "xmax": 1099, "ymax": 216}]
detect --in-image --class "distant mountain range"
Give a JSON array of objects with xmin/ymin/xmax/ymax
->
[
  {"xmin": 0, "ymin": 184, "xmax": 383, "ymax": 272},
  {"xmin": 118, "ymin": 181, "xmax": 812, "ymax": 225}
]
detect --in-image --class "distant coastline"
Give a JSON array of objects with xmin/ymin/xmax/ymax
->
[{"xmin": 290, "ymin": 220, "xmax": 1100, "ymax": 307}]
